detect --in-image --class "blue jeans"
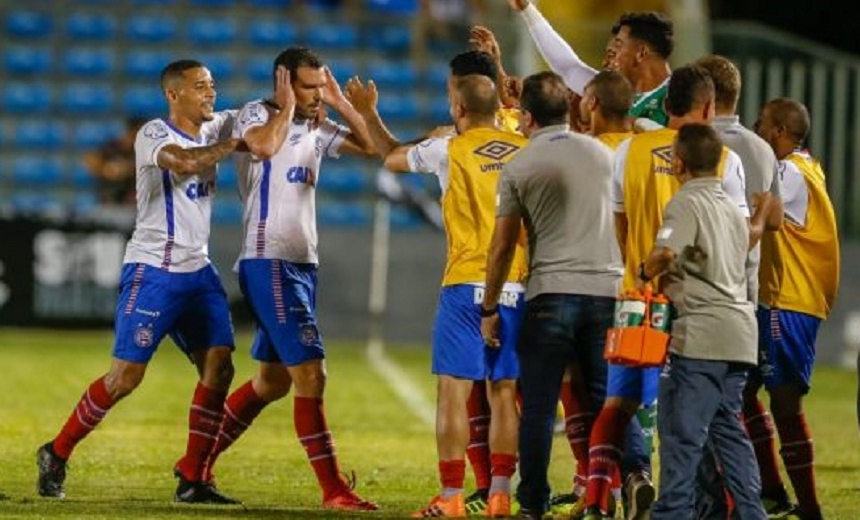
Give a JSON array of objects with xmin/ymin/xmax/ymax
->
[
  {"xmin": 515, "ymin": 293, "xmax": 615, "ymax": 514},
  {"xmin": 651, "ymin": 355, "xmax": 767, "ymax": 520}
]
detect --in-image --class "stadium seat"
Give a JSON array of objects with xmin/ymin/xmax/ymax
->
[
  {"xmin": 190, "ymin": 0, "xmax": 235, "ymax": 5},
  {"xmin": 3, "ymin": 47, "xmax": 52, "ymax": 75},
  {"xmin": 72, "ymin": 120, "xmax": 124, "ymax": 148},
  {"xmin": 6, "ymin": 10, "xmax": 53, "ymax": 38},
  {"xmin": 367, "ymin": 61, "xmax": 418, "ymax": 88},
  {"xmin": 131, "ymin": 0, "xmax": 176, "ymax": 4},
  {"xmin": 377, "ymin": 94, "xmax": 420, "ymax": 121},
  {"xmin": 248, "ymin": 56, "xmax": 274, "ymax": 81},
  {"xmin": 389, "ymin": 206, "xmax": 425, "ymax": 230},
  {"xmin": 319, "ymin": 166, "xmax": 368, "ymax": 195},
  {"xmin": 248, "ymin": 19, "xmax": 298, "ymax": 47},
  {"xmin": 326, "ymin": 59, "xmax": 359, "ymax": 84},
  {"xmin": 198, "ymin": 53, "xmax": 235, "ymax": 80},
  {"xmin": 66, "ymin": 12, "xmax": 116, "ymax": 40},
  {"xmin": 11, "ymin": 157, "xmax": 63, "ymax": 186},
  {"xmin": 10, "ymin": 191, "xmax": 64, "ymax": 215},
  {"xmin": 427, "ymin": 97, "xmax": 451, "ymax": 124},
  {"xmin": 2, "ymin": 83, "xmax": 52, "ymax": 114},
  {"xmin": 318, "ymin": 201, "xmax": 372, "ymax": 227},
  {"xmin": 366, "ymin": 0, "xmax": 419, "ymax": 14},
  {"xmin": 62, "ymin": 84, "xmax": 115, "ymax": 115},
  {"xmin": 124, "ymin": 87, "xmax": 164, "ymax": 117},
  {"xmin": 250, "ymin": 0, "xmax": 295, "ymax": 5},
  {"xmin": 305, "ymin": 23, "xmax": 358, "ymax": 50},
  {"xmin": 71, "ymin": 192, "xmax": 99, "ymax": 215},
  {"xmin": 70, "ymin": 161, "xmax": 97, "ymax": 188},
  {"xmin": 64, "ymin": 48, "xmax": 115, "ymax": 76},
  {"xmin": 126, "ymin": 15, "xmax": 177, "ymax": 42},
  {"xmin": 366, "ymin": 25, "xmax": 412, "ymax": 51},
  {"xmin": 126, "ymin": 50, "xmax": 172, "ymax": 77},
  {"xmin": 211, "ymin": 200, "xmax": 244, "ymax": 225},
  {"xmin": 425, "ymin": 62, "xmax": 449, "ymax": 89},
  {"xmin": 188, "ymin": 17, "xmax": 238, "ymax": 45},
  {"xmin": 14, "ymin": 121, "xmax": 66, "ymax": 149}
]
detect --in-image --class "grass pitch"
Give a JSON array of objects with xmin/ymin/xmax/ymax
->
[{"xmin": 0, "ymin": 328, "xmax": 858, "ymax": 518}]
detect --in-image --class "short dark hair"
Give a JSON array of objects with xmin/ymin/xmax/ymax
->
[
  {"xmin": 160, "ymin": 59, "xmax": 205, "ymax": 90},
  {"xmin": 449, "ymin": 50, "xmax": 498, "ymax": 82},
  {"xmin": 695, "ymin": 54, "xmax": 741, "ymax": 110},
  {"xmin": 612, "ymin": 12, "xmax": 674, "ymax": 59},
  {"xmin": 273, "ymin": 46, "xmax": 324, "ymax": 81},
  {"xmin": 520, "ymin": 71, "xmax": 570, "ymax": 127},
  {"xmin": 588, "ymin": 70, "xmax": 633, "ymax": 120},
  {"xmin": 665, "ymin": 65, "xmax": 714, "ymax": 118},
  {"xmin": 454, "ymin": 74, "xmax": 499, "ymax": 117},
  {"xmin": 765, "ymin": 98, "xmax": 810, "ymax": 143},
  {"xmin": 675, "ymin": 123, "xmax": 723, "ymax": 177}
]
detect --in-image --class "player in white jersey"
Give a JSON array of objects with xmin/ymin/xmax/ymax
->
[
  {"xmin": 200, "ymin": 47, "xmax": 378, "ymax": 511},
  {"xmin": 37, "ymin": 59, "xmax": 245, "ymax": 505}
]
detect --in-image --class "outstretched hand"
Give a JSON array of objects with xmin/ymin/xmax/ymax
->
[
  {"xmin": 469, "ymin": 26, "xmax": 502, "ymax": 63},
  {"xmin": 273, "ymin": 65, "xmax": 295, "ymax": 111},
  {"xmin": 345, "ymin": 76, "xmax": 378, "ymax": 116}
]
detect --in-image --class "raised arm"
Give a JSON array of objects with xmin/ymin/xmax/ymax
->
[
  {"xmin": 323, "ymin": 69, "xmax": 377, "ymax": 157},
  {"xmin": 243, "ymin": 66, "xmax": 295, "ymax": 160},
  {"xmin": 348, "ymin": 77, "xmax": 412, "ymax": 171},
  {"xmin": 508, "ymin": 0, "xmax": 599, "ymax": 95}
]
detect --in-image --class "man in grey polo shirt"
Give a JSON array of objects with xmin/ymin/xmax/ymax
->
[
  {"xmin": 638, "ymin": 123, "xmax": 767, "ymax": 520},
  {"xmin": 479, "ymin": 70, "xmax": 623, "ymax": 519}
]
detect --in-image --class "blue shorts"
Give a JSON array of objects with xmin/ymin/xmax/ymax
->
[
  {"xmin": 431, "ymin": 284, "xmax": 523, "ymax": 381},
  {"xmin": 607, "ymin": 364, "xmax": 660, "ymax": 406},
  {"xmin": 113, "ymin": 263, "xmax": 235, "ymax": 363},
  {"xmin": 755, "ymin": 307, "xmax": 820, "ymax": 393},
  {"xmin": 239, "ymin": 259, "xmax": 325, "ymax": 367}
]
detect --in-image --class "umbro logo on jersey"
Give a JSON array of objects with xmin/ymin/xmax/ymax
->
[
  {"xmin": 288, "ymin": 133, "xmax": 302, "ymax": 146},
  {"xmin": 652, "ymin": 145, "xmax": 673, "ymax": 163},
  {"xmin": 474, "ymin": 140, "xmax": 520, "ymax": 161}
]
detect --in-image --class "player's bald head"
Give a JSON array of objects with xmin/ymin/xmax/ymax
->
[
  {"xmin": 160, "ymin": 59, "xmax": 205, "ymax": 91},
  {"xmin": 452, "ymin": 74, "xmax": 499, "ymax": 117},
  {"xmin": 764, "ymin": 98, "xmax": 810, "ymax": 143}
]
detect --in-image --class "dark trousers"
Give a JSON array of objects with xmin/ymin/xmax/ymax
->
[
  {"xmin": 515, "ymin": 293, "xmax": 615, "ymax": 514},
  {"xmin": 651, "ymin": 355, "xmax": 767, "ymax": 520}
]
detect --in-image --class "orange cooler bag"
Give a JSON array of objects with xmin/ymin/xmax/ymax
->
[{"xmin": 604, "ymin": 287, "xmax": 671, "ymax": 367}]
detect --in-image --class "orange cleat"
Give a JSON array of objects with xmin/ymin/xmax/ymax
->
[
  {"xmin": 323, "ymin": 488, "xmax": 379, "ymax": 511},
  {"xmin": 485, "ymin": 491, "xmax": 511, "ymax": 517},
  {"xmin": 411, "ymin": 493, "xmax": 466, "ymax": 517}
]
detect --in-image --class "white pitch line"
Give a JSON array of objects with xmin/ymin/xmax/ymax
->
[{"xmin": 366, "ymin": 338, "xmax": 435, "ymax": 429}]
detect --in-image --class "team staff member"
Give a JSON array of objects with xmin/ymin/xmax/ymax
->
[
  {"xmin": 640, "ymin": 123, "xmax": 768, "ymax": 520},
  {"xmin": 37, "ymin": 59, "xmax": 244, "ymax": 504},
  {"xmin": 750, "ymin": 98, "xmax": 839, "ymax": 520},
  {"xmin": 480, "ymin": 71, "xmax": 623, "ymax": 520},
  {"xmin": 353, "ymin": 73, "xmax": 527, "ymax": 518}
]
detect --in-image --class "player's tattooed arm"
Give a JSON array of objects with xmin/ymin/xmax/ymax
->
[
  {"xmin": 157, "ymin": 138, "xmax": 244, "ymax": 176},
  {"xmin": 244, "ymin": 66, "xmax": 295, "ymax": 159}
]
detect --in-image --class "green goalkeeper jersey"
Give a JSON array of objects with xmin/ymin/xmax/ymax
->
[{"xmin": 628, "ymin": 79, "xmax": 670, "ymax": 126}]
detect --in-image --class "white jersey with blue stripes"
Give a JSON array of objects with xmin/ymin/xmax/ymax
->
[
  {"xmin": 123, "ymin": 112, "xmax": 235, "ymax": 272},
  {"xmin": 234, "ymin": 100, "xmax": 348, "ymax": 265}
]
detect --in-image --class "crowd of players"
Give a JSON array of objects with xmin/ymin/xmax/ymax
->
[{"xmin": 33, "ymin": 0, "xmax": 840, "ymax": 518}]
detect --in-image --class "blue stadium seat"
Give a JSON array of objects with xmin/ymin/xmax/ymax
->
[
  {"xmin": 326, "ymin": 59, "xmax": 359, "ymax": 84},
  {"xmin": 2, "ymin": 83, "xmax": 52, "ymax": 114},
  {"xmin": 73, "ymin": 120, "xmax": 122, "ymax": 147},
  {"xmin": 199, "ymin": 53, "xmax": 235, "ymax": 80},
  {"xmin": 377, "ymin": 94, "xmax": 420, "ymax": 121},
  {"xmin": 72, "ymin": 192, "xmax": 99, "ymax": 215},
  {"xmin": 4, "ymin": 47, "xmax": 52, "ymax": 75},
  {"xmin": 366, "ymin": 0, "xmax": 419, "ymax": 14},
  {"xmin": 62, "ymin": 84, "xmax": 114, "ymax": 115},
  {"xmin": 6, "ymin": 10, "xmax": 53, "ymax": 38},
  {"xmin": 126, "ymin": 15, "xmax": 177, "ymax": 42},
  {"xmin": 319, "ymin": 166, "xmax": 368, "ymax": 194},
  {"xmin": 10, "ymin": 191, "xmax": 64, "ymax": 215},
  {"xmin": 248, "ymin": 56, "xmax": 273, "ymax": 81},
  {"xmin": 367, "ymin": 61, "xmax": 418, "ymax": 88},
  {"xmin": 70, "ymin": 161, "xmax": 97, "ymax": 188},
  {"xmin": 318, "ymin": 201, "xmax": 372, "ymax": 227},
  {"xmin": 14, "ymin": 121, "xmax": 66, "ymax": 148},
  {"xmin": 66, "ymin": 12, "xmax": 116, "ymax": 40},
  {"xmin": 211, "ymin": 200, "xmax": 243, "ymax": 225},
  {"xmin": 131, "ymin": 0, "xmax": 176, "ymax": 4},
  {"xmin": 64, "ymin": 48, "xmax": 115, "ymax": 76},
  {"xmin": 11, "ymin": 157, "xmax": 63, "ymax": 186},
  {"xmin": 305, "ymin": 23, "xmax": 358, "ymax": 50},
  {"xmin": 250, "ymin": 0, "xmax": 295, "ymax": 5},
  {"xmin": 427, "ymin": 97, "xmax": 451, "ymax": 124},
  {"xmin": 248, "ymin": 19, "xmax": 298, "ymax": 46},
  {"xmin": 366, "ymin": 25, "xmax": 412, "ymax": 51},
  {"xmin": 126, "ymin": 50, "xmax": 172, "ymax": 77},
  {"xmin": 389, "ymin": 206, "xmax": 425, "ymax": 230},
  {"xmin": 124, "ymin": 87, "xmax": 164, "ymax": 117},
  {"xmin": 188, "ymin": 17, "xmax": 238, "ymax": 45},
  {"xmin": 190, "ymin": 0, "xmax": 235, "ymax": 5},
  {"xmin": 425, "ymin": 62, "xmax": 449, "ymax": 89}
]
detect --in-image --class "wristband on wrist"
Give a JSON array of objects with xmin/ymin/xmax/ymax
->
[{"xmin": 480, "ymin": 305, "xmax": 499, "ymax": 317}]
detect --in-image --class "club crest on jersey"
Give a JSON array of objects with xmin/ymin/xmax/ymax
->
[
  {"xmin": 134, "ymin": 324, "xmax": 154, "ymax": 348},
  {"xmin": 186, "ymin": 179, "xmax": 216, "ymax": 199},
  {"xmin": 299, "ymin": 323, "xmax": 319, "ymax": 346},
  {"xmin": 652, "ymin": 145, "xmax": 674, "ymax": 174},
  {"xmin": 474, "ymin": 140, "xmax": 520, "ymax": 162},
  {"xmin": 143, "ymin": 121, "xmax": 168, "ymax": 140},
  {"xmin": 240, "ymin": 103, "xmax": 267, "ymax": 126}
]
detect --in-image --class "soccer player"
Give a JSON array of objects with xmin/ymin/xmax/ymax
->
[
  {"xmin": 351, "ymin": 73, "xmax": 527, "ymax": 517},
  {"xmin": 198, "ymin": 46, "xmax": 378, "ymax": 511},
  {"xmin": 480, "ymin": 70, "xmax": 624, "ymax": 520},
  {"xmin": 582, "ymin": 65, "xmax": 751, "ymax": 520},
  {"xmin": 507, "ymin": 0, "xmax": 673, "ymax": 127},
  {"xmin": 748, "ymin": 98, "xmax": 840, "ymax": 520},
  {"xmin": 36, "ymin": 59, "xmax": 244, "ymax": 504},
  {"xmin": 640, "ymin": 123, "xmax": 768, "ymax": 520}
]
